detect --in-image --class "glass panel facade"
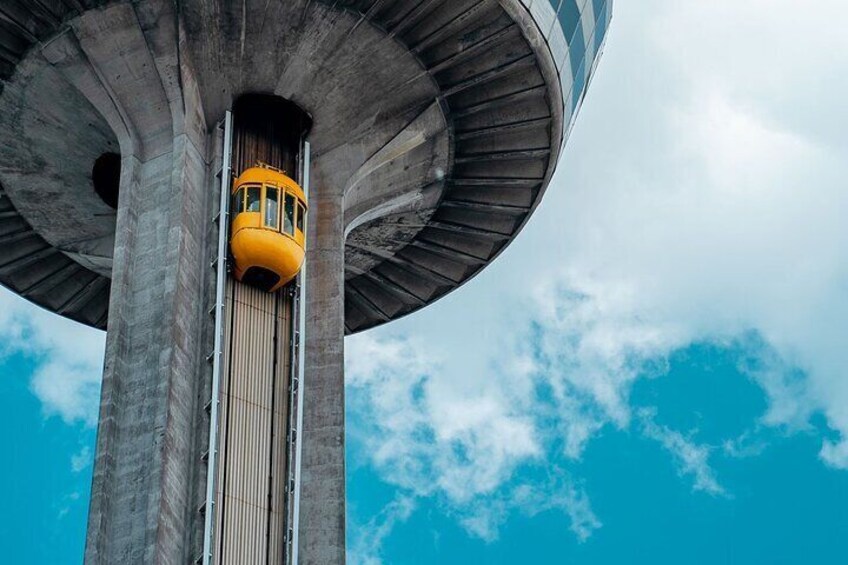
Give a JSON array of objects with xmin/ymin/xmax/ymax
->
[
  {"xmin": 569, "ymin": 19, "xmax": 585, "ymax": 84},
  {"xmin": 557, "ymin": 0, "xmax": 582, "ymax": 44},
  {"xmin": 547, "ymin": 0, "xmax": 611, "ymax": 114},
  {"xmin": 592, "ymin": 0, "xmax": 604, "ymax": 19},
  {"xmin": 533, "ymin": 0, "xmax": 612, "ymax": 136},
  {"xmin": 246, "ymin": 186, "xmax": 261, "ymax": 213},
  {"xmin": 265, "ymin": 186, "xmax": 279, "ymax": 229},
  {"xmin": 594, "ymin": 0, "xmax": 609, "ymax": 52},
  {"xmin": 572, "ymin": 58, "xmax": 586, "ymax": 109},
  {"xmin": 284, "ymin": 193, "xmax": 295, "ymax": 235}
]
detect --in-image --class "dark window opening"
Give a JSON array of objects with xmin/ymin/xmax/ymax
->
[
  {"xmin": 296, "ymin": 203, "xmax": 305, "ymax": 233},
  {"xmin": 247, "ymin": 186, "xmax": 261, "ymax": 212},
  {"xmin": 284, "ymin": 193, "xmax": 295, "ymax": 235},
  {"xmin": 92, "ymin": 152, "xmax": 121, "ymax": 209},
  {"xmin": 265, "ymin": 186, "xmax": 279, "ymax": 229}
]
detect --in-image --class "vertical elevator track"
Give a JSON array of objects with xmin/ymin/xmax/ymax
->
[
  {"xmin": 205, "ymin": 95, "xmax": 311, "ymax": 564},
  {"xmin": 214, "ymin": 281, "xmax": 298, "ymax": 564}
]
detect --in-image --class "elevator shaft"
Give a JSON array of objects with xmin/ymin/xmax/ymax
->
[
  {"xmin": 213, "ymin": 281, "xmax": 299, "ymax": 564},
  {"xmin": 204, "ymin": 96, "xmax": 311, "ymax": 564}
]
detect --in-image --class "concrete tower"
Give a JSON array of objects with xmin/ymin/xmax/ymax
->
[{"xmin": 0, "ymin": 1, "xmax": 612, "ymax": 563}]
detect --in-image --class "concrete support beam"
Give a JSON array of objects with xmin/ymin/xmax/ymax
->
[
  {"xmin": 0, "ymin": 1, "xmax": 604, "ymax": 563},
  {"xmin": 78, "ymin": 4, "xmax": 215, "ymax": 564},
  {"xmin": 300, "ymin": 163, "xmax": 347, "ymax": 564},
  {"xmin": 86, "ymin": 135, "xmax": 212, "ymax": 564}
]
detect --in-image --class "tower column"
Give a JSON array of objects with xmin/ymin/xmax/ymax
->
[
  {"xmin": 300, "ymin": 162, "xmax": 347, "ymax": 564},
  {"xmin": 85, "ymin": 126, "xmax": 213, "ymax": 563},
  {"xmin": 79, "ymin": 5, "xmax": 215, "ymax": 562},
  {"xmin": 0, "ymin": 1, "xmax": 598, "ymax": 563}
]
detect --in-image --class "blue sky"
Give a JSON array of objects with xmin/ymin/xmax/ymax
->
[{"xmin": 2, "ymin": 1, "xmax": 848, "ymax": 563}]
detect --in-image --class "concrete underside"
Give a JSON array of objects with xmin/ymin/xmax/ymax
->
[
  {"xmin": 0, "ymin": 1, "xmax": 573, "ymax": 564},
  {"xmin": 0, "ymin": 0, "xmax": 564, "ymax": 334}
]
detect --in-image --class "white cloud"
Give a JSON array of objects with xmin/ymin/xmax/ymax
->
[
  {"xmin": 638, "ymin": 408, "xmax": 725, "ymax": 496},
  {"xmin": 456, "ymin": 473, "xmax": 601, "ymax": 544},
  {"xmin": 528, "ymin": 277, "xmax": 683, "ymax": 455},
  {"xmin": 347, "ymin": 333, "xmax": 542, "ymax": 506},
  {"xmin": 545, "ymin": 0, "xmax": 848, "ymax": 466},
  {"xmin": 722, "ymin": 428, "xmax": 768, "ymax": 460},
  {"xmin": 821, "ymin": 440, "xmax": 848, "ymax": 471},
  {"xmin": 349, "ymin": 495, "xmax": 417, "ymax": 565},
  {"xmin": 0, "ymin": 289, "xmax": 105, "ymax": 426},
  {"xmin": 57, "ymin": 491, "xmax": 81, "ymax": 519},
  {"xmin": 346, "ymin": 332, "xmax": 600, "ymax": 543},
  {"xmin": 348, "ymin": 0, "xmax": 848, "ymax": 546},
  {"xmin": 70, "ymin": 445, "xmax": 92, "ymax": 473}
]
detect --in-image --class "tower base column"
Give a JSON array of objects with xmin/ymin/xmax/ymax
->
[
  {"xmin": 299, "ymin": 163, "xmax": 347, "ymax": 564},
  {"xmin": 86, "ymin": 132, "xmax": 214, "ymax": 564}
]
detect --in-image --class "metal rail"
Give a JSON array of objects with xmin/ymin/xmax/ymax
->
[
  {"xmin": 203, "ymin": 110, "xmax": 233, "ymax": 565},
  {"xmin": 290, "ymin": 141, "xmax": 309, "ymax": 565}
]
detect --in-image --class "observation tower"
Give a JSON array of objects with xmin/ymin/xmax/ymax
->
[{"xmin": 0, "ymin": 1, "xmax": 612, "ymax": 563}]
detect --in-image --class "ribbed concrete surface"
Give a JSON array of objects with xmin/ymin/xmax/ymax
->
[
  {"xmin": 214, "ymin": 281, "xmax": 294, "ymax": 565},
  {"xmin": 0, "ymin": 0, "xmax": 612, "ymax": 334},
  {"xmin": 0, "ymin": 2, "xmax": 612, "ymax": 563}
]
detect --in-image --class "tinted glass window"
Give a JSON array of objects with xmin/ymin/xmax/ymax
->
[
  {"xmin": 284, "ymin": 193, "xmax": 295, "ymax": 235},
  {"xmin": 558, "ymin": 1, "xmax": 582, "ymax": 44},
  {"xmin": 234, "ymin": 188, "xmax": 245, "ymax": 214},
  {"xmin": 594, "ymin": 1, "xmax": 609, "ymax": 52},
  {"xmin": 569, "ymin": 21, "xmax": 585, "ymax": 80},
  {"xmin": 572, "ymin": 58, "xmax": 587, "ymax": 109},
  {"xmin": 247, "ymin": 186, "xmax": 261, "ymax": 213},
  {"xmin": 592, "ymin": 0, "xmax": 605, "ymax": 20},
  {"xmin": 265, "ymin": 186, "xmax": 279, "ymax": 229},
  {"xmin": 296, "ymin": 203, "xmax": 305, "ymax": 233}
]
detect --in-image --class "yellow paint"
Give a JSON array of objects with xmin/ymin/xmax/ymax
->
[
  {"xmin": 229, "ymin": 165, "xmax": 307, "ymax": 292},
  {"xmin": 234, "ymin": 164, "xmax": 307, "ymax": 204}
]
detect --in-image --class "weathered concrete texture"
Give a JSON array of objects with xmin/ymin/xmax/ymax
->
[
  {"xmin": 180, "ymin": 0, "xmax": 564, "ymax": 335},
  {"xmin": 0, "ymin": 0, "xmax": 589, "ymax": 336},
  {"xmin": 71, "ymin": 3, "xmax": 215, "ymax": 564},
  {"xmin": 0, "ymin": 1, "xmax": 611, "ymax": 564},
  {"xmin": 301, "ymin": 163, "xmax": 347, "ymax": 565}
]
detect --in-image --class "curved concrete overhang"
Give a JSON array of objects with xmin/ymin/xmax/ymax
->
[{"xmin": 0, "ymin": 0, "xmax": 612, "ymax": 332}]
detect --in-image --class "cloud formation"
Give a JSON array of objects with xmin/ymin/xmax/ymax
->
[
  {"xmin": 349, "ymin": 494, "xmax": 417, "ymax": 565},
  {"xmin": 346, "ymin": 330, "xmax": 604, "ymax": 543},
  {"xmin": 347, "ymin": 0, "xmax": 848, "ymax": 548},
  {"xmin": 346, "ymin": 332, "xmax": 543, "ymax": 504},
  {"xmin": 638, "ymin": 408, "xmax": 725, "ymax": 496},
  {"xmin": 555, "ymin": 0, "xmax": 848, "ymax": 467},
  {"xmin": 70, "ymin": 446, "xmax": 93, "ymax": 473},
  {"xmin": 1, "ymin": 0, "xmax": 845, "ymax": 557},
  {"xmin": 0, "ymin": 290, "xmax": 104, "ymax": 426}
]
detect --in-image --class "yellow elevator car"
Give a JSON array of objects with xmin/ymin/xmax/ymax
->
[{"xmin": 229, "ymin": 164, "xmax": 307, "ymax": 292}]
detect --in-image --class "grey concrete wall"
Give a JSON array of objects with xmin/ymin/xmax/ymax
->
[
  {"xmin": 76, "ymin": 3, "xmax": 215, "ymax": 564},
  {"xmin": 300, "ymin": 162, "xmax": 348, "ymax": 564},
  {"xmin": 0, "ymin": 2, "xmax": 610, "ymax": 564}
]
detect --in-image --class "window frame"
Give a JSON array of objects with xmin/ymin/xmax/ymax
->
[
  {"xmin": 233, "ymin": 187, "xmax": 246, "ymax": 215},
  {"xmin": 264, "ymin": 184, "xmax": 280, "ymax": 230},
  {"xmin": 245, "ymin": 184, "xmax": 262, "ymax": 214},
  {"xmin": 296, "ymin": 201, "xmax": 305, "ymax": 234},
  {"xmin": 283, "ymin": 192, "xmax": 296, "ymax": 236}
]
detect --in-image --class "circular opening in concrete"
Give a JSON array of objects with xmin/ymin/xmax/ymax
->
[{"xmin": 92, "ymin": 152, "xmax": 121, "ymax": 209}]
